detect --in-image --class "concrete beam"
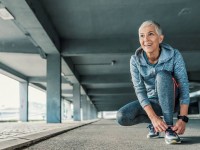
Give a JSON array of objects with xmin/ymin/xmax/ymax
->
[
  {"xmin": 81, "ymin": 74, "xmax": 131, "ymax": 84},
  {"xmin": 61, "ymin": 58, "xmax": 79, "ymax": 82},
  {"xmin": 91, "ymin": 95, "xmax": 136, "ymax": 101},
  {"xmin": 61, "ymin": 58, "xmax": 89, "ymax": 97},
  {"xmin": 88, "ymin": 88, "xmax": 134, "ymax": 96},
  {"xmin": 29, "ymin": 83, "xmax": 46, "ymax": 91},
  {"xmin": 0, "ymin": 62, "xmax": 27, "ymax": 82},
  {"xmin": 2, "ymin": 0, "xmax": 60, "ymax": 54},
  {"xmin": 92, "ymin": 100, "xmax": 133, "ymax": 106},
  {"xmin": 61, "ymin": 39, "xmax": 200, "ymax": 57},
  {"xmin": 26, "ymin": 0, "xmax": 60, "ymax": 50},
  {"xmin": 94, "ymin": 103, "xmax": 127, "ymax": 107},
  {"xmin": 64, "ymin": 96, "xmax": 73, "ymax": 100},
  {"xmin": 28, "ymin": 76, "xmax": 70, "ymax": 84},
  {"xmin": 0, "ymin": 41, "xmax": 38, "ymax": 54},
  {"xmin": 61, "ymin": 39, "xmax": 135, "ymax": 56},
  {"xmin": 92, "ymin": 99, "xmax": 132, "ymax": 104},
  {"xmin": 28, "ymin": 76, "xmax": 46, "ymax": 83},
  {"xmin": 63, "ymin": 97, "xmax": 73, "ymax": 103},
  {"xmin": 62, "ymin": 89, "xmax": 73, "ymax": 94},
  {"xmin": 2, "ymin": 0, "xmax": 91, "ymax": 103}
]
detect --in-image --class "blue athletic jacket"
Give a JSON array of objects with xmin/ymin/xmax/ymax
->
[{"xmin": 130, "ymin": 43, "xmax": 190, "ymax": 108}]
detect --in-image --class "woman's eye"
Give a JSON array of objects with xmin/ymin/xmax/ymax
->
[
  {"xmin": 149, "ymin": 32, "xmax": 154, "ymax": 36},
  {"xmin": 140, "ymin": 34, "xmax": 144, "ymax": 38}
]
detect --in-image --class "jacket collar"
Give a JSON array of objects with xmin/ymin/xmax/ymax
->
[{"xmin": 135, "ymin": 43, "xmax": 174, "ymax": 66}]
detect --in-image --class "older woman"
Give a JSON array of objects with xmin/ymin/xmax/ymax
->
[{"xmin": 117, "ymin": 20, "xmax": 190, "ymax": 144}]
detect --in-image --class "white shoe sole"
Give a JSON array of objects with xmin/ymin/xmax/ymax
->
[
  {"xmin": 165, "ymin": 139, "xmax": 181, "ymax": 144},
  {"xmin": 147, "ymin": 134, "xmax": 160, "ymax": 139}
]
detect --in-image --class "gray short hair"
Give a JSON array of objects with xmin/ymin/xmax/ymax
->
[{"xmin": 138, "ymin": 20, "xmax": 163, "ymax": 35}]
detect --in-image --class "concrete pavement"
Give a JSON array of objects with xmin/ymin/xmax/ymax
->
[
  {"xmin": 0, "ymin": 120, "xmax": 98, "ymax": 150},
  {"xmin": 23, "ymin": 115, "xmax": 200, "ymax": 150}
]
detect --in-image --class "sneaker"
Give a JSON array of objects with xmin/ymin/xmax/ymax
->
[
  {"xmin": 147, "ymin": 124, "xmax": 160, "ymax": 138},
  {"xmin": 165, "ymin": 127, "xmax": 181, "ymax": 144}
]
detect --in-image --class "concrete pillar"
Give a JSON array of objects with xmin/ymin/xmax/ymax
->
[
  {"xmin": 93, "ymin": 105, "xmax": 97, "ymax": 119},
  {"xmin": 92, "ymin": 104, "xmax": 96, "ymax": 119},
  {"xmin": 85, "ymin": 99, "xmax": 89, "ymax": 120},
  {"xmin": 90, "ymin": 102, "xmax": 92, "ymax": 119},
  {"xmin": 68, "ymin": 102, "xmax": 73, "ymax": 120},
  {"xmin": 73, "ymin": 84, "xmax": 81, "ymax": 121},
  {"xmin": 91, "ymin": 104, "xmax": 94, "ymax": 119},
  {"xmin": 19, "ymin": 82, "xmax": 28, "ymax": 122},
  {"xmin": 198, "ymin": 100, "xmax": 200, "ymax": 114},
  {"xmin": 62, "ymin": 100, "xmax": 72, "ymax": 120},
  {"xmin": 94, "ymin": 106, "xmax": 97, "ymax": 119},
  {"xmin": 81, "ymin": 95, "xmax": 87, "ymax": 120},
  {"xmin": 62, "ymin": 99, "xmax": 66, "ymax": 121},
  {"xmin": 87, "ymin": 100, "xmax": 91, "ymax": 120},
  {"xmin": 47, "ymin": 54, "xmax": 61, "ymax": 123},
  {"xmin": 92, "ymin": 104, "xmax": 95, "ymax": 119},
  {"xmin": 101, "ymin": 111, "xmax": 104, "ymax": 119}
]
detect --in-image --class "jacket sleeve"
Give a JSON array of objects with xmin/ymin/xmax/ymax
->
[
  {"xmin": 173, "ymin": 50, "xmax": 190, "ymax": 105},
  {"xmin": 130, "ymin": 55, "xmax": 150, "ymax": 108}
]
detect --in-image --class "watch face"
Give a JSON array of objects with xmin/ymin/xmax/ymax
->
[
  {"xmin": 178, "ymin": 115, "xmax": 189, "ymax": 123},
  {"xmin": 183, "ymin": 116, "xmax": 189, "ymax": 122}
]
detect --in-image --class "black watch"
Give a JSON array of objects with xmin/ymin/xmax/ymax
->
[{"xmin": 177, "ymin": 115, "xmax": 189, "ymax": 123}]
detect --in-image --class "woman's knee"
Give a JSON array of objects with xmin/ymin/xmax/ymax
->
[
  {"xmin": 116, "ymin": 101, "xmax": 141, "ymax": 126},
  {"xmin": 116, "ymin": 109, "xmax": 126, "ymax": 126}
]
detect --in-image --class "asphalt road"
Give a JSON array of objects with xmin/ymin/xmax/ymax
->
[{"xmin": 24, "ymin": 118, "xmax": 200, "ymax": 150}]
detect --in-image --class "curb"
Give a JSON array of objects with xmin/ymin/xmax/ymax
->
[{"xmin": 0, "ymin": 119, "xmax": 99, "ymax": 150}]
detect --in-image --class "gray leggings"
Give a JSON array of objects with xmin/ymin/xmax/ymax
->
[{"xmin": 117, "ymin": 71, "xmax": 179, "ymax": 126}]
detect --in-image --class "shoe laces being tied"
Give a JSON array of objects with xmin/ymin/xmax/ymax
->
[
  {"xmin": 165, "ymin": 127, "xmax": 177, "ymax": 137},
  {"xmin": 147, "ymin": 124, "xmax": 155, "ymax": 133}
]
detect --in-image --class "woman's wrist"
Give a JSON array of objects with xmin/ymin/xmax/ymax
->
[
  {"xmin": 179, "ymin": 104, "xmax": 189, "ymax": 116},
  {"xmin": 143, "ymin": 105, "xmax": 158, "ymax": 120}
]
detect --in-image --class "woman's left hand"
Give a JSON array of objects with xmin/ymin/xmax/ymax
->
[{"xmin": 172, "ymin": 119, "xmax": 186, "ymax": 135}]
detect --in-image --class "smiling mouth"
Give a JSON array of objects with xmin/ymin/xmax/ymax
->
[
  {"xmin": 144, "ymin": 44, "xmax": 152, "ymax": 47},
  {"xmin": 144, "ymin": 43, "xmax": 152, "ymax": 46}
]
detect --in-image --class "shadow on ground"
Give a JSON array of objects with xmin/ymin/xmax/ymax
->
[{"xmin": 181, "ymin": 136, "xmax": 200, "ymax": 144}]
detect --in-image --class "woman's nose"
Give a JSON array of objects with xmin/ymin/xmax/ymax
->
[{"xmin": 143, "ymin": 35, "xmax": 149, "ymax": 41}]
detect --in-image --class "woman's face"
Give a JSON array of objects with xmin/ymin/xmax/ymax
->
[{"xmin": 139, "ymin": 25, "xmax": 164, "ymax": 54}]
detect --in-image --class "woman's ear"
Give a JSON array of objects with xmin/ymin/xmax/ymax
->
[{"xmin": 159, "ymin": 35, "xmax": 164, "ymax": 43}]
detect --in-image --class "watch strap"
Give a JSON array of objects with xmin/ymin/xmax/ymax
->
[{"xmin": 177, "ymin": 115, "xmax": 189, "ymax": 123}]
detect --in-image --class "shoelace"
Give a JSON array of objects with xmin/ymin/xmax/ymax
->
[
  {"xmin": 165, "ymin": 127, "xmax": 177, "ymax": 136},
  {"xmin": 147, "ymin": 124, "xmax": 155, "ymax": 132}
]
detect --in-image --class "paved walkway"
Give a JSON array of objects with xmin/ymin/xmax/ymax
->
[
  {"xmin": 25, "ymin": 115, "xmax": 200, "ymax": 150},
  {"xmin": 0, "ymin": 115, "xmax": 200, "ymax": 150},
  {"xmin": 0, "ymin": 120, "xmax": 98, "ymax": 150}
]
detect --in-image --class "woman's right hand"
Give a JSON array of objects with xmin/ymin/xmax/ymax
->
[
  {"xmin": 151, "ymin": 115, "xmax": 168, "ymax": 132},
  {"xmin": 144, "ymin": 104, "xmax": 168, "ymax": 132}
]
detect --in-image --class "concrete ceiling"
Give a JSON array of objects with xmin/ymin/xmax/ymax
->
[{"xmin": 1, "ymin": 0, "xmax": 200, "ymax": 111}]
